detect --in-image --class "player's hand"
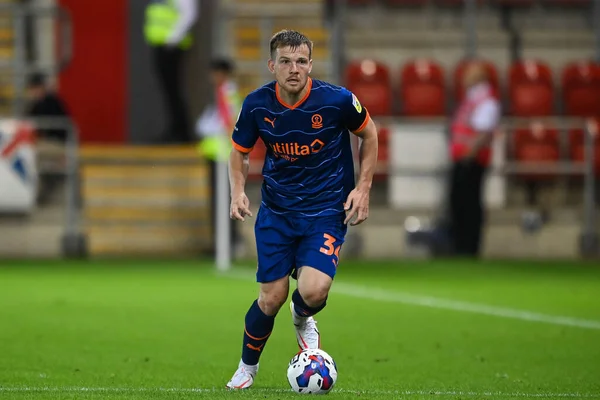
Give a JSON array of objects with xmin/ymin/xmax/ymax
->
[
  {"xmin": 230, "ymin": 192, "xmax": 253, "ymax": 221},
  {"xmin": 343, "ymin": 187, "xmax": 370, "ymax": 226}
]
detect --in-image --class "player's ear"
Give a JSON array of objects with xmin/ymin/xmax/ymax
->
[
  {"xmin": 308, "ymin": 59, "xmax": 313, "ymax": 74},
  {"xmin": 267, "ymin": 59, "xmax": 275, "ymax": 74}
]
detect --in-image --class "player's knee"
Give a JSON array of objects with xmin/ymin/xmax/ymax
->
[
  {"xmin": 258, "ymin": 290, "xmax": 288, "ymax": 316},
  {"xmin": 299, "ymin": 286, "xmax": 329, "ymax": 308}
]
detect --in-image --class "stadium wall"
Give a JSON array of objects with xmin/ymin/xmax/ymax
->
[
  {"xmin": 57, "ymin": 0, "xmax": 128, "ymax": 143},
  {"xmin": 56, "ymin": 0, "xmax": 214, "ymax": 144}
]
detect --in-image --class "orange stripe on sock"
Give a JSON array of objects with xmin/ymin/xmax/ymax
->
[{"xmin": 244, "ymin": 327, "xmax": 272, "ymax": 341}]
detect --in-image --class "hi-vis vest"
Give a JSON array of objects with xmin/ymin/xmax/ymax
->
[
  {"xmin": 198, "ymin": 81, "xmax": 242, "ymax": 161},
  {"xmin": 144, "ymin": 0, "xmax": 192, "ymax": 49},
  {"xmin": 450, "ymin": 84, "xmax": 496, "ymax": 166}
]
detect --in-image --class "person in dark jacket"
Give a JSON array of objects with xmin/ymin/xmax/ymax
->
[
  {"xmin": 26, "ymin": 73, "xmax": 70, "ymax": 142},
  {"xmin": 25, "ymin": 73, "xmax": 72, "ymax": 205}
]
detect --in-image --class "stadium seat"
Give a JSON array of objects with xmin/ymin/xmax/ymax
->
[
  {"xmin": 375, "ymin": 124, "xmax": 390, "ymax": 180},
  {"xmin": 345, "ymin": 59, "xmax": 393, "ymax": 116},
  {"xmin": 453, "ymin": 59, "xmax": 500, "ymax": 103},
  {"xmin": 561, "ymin": 61, "xmax": 600, "ymax": 117},
  {"xmin": 400, "ymin": 59, "xmax": 446, "ymax": 117},
  {"xmin": 569, "ymin": 119, "xmax": 600, "ymax": 175},
  {"xmin": 508, "ymin": 59, "xmax": 554, "ymax": 117},
  {"xmin": 513, "ymin": 122, "xmax": 560, "ymax": 181}
]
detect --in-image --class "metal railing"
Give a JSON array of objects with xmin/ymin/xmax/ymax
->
[{"xmin": 23, "ymin": 116, "xmax": 82, "ymax": 256}]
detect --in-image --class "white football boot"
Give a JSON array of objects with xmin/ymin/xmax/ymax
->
[
  {"xmin": 290, "ymin": 301, "xmax": 321, "ymax": 350},
  {"xmin": 226, "ymin": 360, "xmax": 258, "ymax": 390}
]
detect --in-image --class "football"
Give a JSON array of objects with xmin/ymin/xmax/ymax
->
[{"xmin": 286, "ymin": 348, "xmax": 338, "ymax": 394}]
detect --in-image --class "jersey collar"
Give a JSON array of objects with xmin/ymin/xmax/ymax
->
[{"xmin": 275, "ymin": 77, "xmax": 312, "ymax": 110}]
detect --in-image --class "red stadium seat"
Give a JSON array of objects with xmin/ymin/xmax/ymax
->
[
  {"xmin": 400, "ymin": 59, "xmax": 446, "ymax": 116},
  {"xmin": 513, "ymin": 122, "xmax": 560, "ymax": 181},
  {"xmin": 508, "ymin": 60, "xmax": 554, "ymax": 117},
  {"xmin": 561, "ymin": 61, "xmax": 600, "ymax": 117},
  {"xmin": 345, "ymin": 60, "xmax": 393, "ymax": 116},
  {"xmin": 248, "ymin": 138, "xmax": 267, "ymax": 181},
  {"xmin": 569, "ymin": 119, "xmax": 600, "ymax": 175},
  {"xmin": 453, "ymin": 59, "xmax": 500, "ymax": 103},
  {"xmin": 375, "ymin": 124, "xmax": 390, "ymax": 180}
]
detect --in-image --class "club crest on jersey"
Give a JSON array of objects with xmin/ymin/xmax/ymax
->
[
  {"xmin": 311, "ymin": 114, "xmax": 323, "ymax": 129},
  {"xmin": 352, "ymin": 93, "xmax": 362, "ymax": 113}
]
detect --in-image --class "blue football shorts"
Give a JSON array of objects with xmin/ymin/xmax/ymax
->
[{"xmin": 254, "ymin": 205, "xmax": 348, "ymax": 283}]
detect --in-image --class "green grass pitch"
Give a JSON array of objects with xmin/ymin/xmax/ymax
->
[{"xmin": 0, "ymin": 259, "xmax": 599, "ymax": 399}]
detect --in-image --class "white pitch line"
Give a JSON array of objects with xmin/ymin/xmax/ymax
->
[
  {"xmin": 0, "ymin": 387, "xmax": 598, "ymax": 398},
  {"xmin": 220, "ymin": 270, "xmax": 600, "ymax": 330},
  {"xmin": 332, "ymin": 282, "xmax": 600, "ymax": 330}
]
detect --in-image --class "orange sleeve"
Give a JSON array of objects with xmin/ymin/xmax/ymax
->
[
  {"xmin": 231, "ymin": 139, "xmax": 253, "ymax": 153},
  {"xmin": 352, "ymin": 110, "xmax": 371, "ymax": 134}
]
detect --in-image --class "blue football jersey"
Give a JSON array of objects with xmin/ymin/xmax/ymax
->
[{"xmin": 232, "ymin": 78, "xmax": 370, "ymax": 217}]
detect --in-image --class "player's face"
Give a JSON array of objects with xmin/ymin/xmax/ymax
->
[{"xmin": 268, "ymin": 44, "xmax": 312, "ymax": 95}]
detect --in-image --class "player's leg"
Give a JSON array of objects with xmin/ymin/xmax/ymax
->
[
  {"xmin": 226, "ymin": 207, "xmax": 297, "ymax": 389},
  {"xmin": 227, "ymin": 276, "xmax": 290, "ymax": 389},
  {"xmin": 291, "ymin": 215, "xmax": 346, "ymax": 350},
  {"xmin": 289, "ymin": 267, "xmax": 332, "ymax": 349}
]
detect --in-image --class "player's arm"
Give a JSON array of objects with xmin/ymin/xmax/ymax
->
[
  {"xmin": 229, "ymin": 100, "xmax": 259, "ymax": 221},
  {"xmin": 352, "ymin": 117, "xmax": 378, "ymax": 193},
  {"xmin": 342, "ymin": 91, "xmax": 378, "ymax": 225},
  {"xmin": 229, "ymin": 148, "xmax": 251, "ymax": 220},
  {"xmin": 229, "ymin": 148, "xmax": 249, "ymax": 196}
]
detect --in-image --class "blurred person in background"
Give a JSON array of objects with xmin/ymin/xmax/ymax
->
[
  {"xmin": 144, "ymin": 0, "xmax": 198, "ymax": 143},
  {"xmin": 25, "ymin": 73, "xmax": 71, "ymax": 206},
  {"xmin": 448, "ymin": 61, "xmax": 501, "ymax": 257},
  {"xmin": 196, "ymin": 58, "xmax": 244, "ymax": 258},
  {"xmin": 26, "ymin": 73, "xmax": 70, "ymax": 142}
]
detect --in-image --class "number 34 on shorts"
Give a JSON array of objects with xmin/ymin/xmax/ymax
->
[{"xmin": 320, "ymin": 233, "xmax": 341, "ymax": 267}]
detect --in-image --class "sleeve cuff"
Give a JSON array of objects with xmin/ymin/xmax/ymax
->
[
  {"xmin": 232, "ymin": 139, "xmax": 253, "ymax": 153},
  {"xmin": 352, "ymin": 110, "xmax": 371, "ymax": 134}
]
